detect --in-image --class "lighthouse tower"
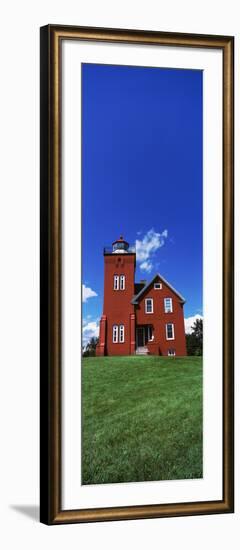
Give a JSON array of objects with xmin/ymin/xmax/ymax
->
[{"xmin": 96, "ymin": 236, "xmax": 136, "ymax": 356}]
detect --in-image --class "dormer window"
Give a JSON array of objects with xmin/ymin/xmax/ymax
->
[{"xmin": 120, "ymin": 275, "xmax": 125, "ymax": 290}]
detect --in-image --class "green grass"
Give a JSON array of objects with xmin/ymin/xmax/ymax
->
[{"xmin": 82, "ymin": 356, "xmax": 202, "ymax": 485}]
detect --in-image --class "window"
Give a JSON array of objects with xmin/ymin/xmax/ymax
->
[
  {"xmin": 112, "ymin": 324, "xmax": 124, "ymax": 343},
  {"xmin": 119, "ymin": 324, "xmax": 125, "ymax": 343},
  {"xmin": 154, "ymin": 282, "xmax": 162, "ymax": 290},
  {"xmin": 145, "ymin": 298, "xmax": 153, "ymax": 313},
  {"xmin": 147, "ymin": 326, "xmax": 154, "ymax": 341},
  {"xmin": 164, "ymin": 297, "xmax": 173, "ymax": 313},
  {"xmin": 120, "ymin": 274, "xmax": 125, "ymax": 290},
  {"xmin": 113, "ymin": 325, "xmax": 118, "ymax": 343},
  {"xmin": 166, "ymin": 323, "xmax": 175, "ymax": 340},
  {"xmin": 168, "ymin": 349, "xmax": 176, "ymax": 356},
  {"xmin": 114, "ymin": 275, "xmax": 119, "ymax": 290},
  {"xmin": 114, "ymin": 274, "xmax": 125, "ymax": 290}
]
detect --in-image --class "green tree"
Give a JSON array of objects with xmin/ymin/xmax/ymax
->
[
  {"xmin": 83, "ymin": 337, "xmax": 99, "ymax": 357},
  {"xmin": 186, "ymin": 318, "xmax": 203, "ymax": 356}
]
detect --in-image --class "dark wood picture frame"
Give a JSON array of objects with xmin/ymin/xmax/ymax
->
[{"xmin": 40, "ymin": 24, "xmax": 234, "ymax": 525}]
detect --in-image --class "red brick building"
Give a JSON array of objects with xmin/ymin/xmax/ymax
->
[{"xmin": 96, "ymin": 237, "xmax": 187, "ymax": 357}]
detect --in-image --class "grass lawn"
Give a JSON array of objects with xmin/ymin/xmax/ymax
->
[{"xmin": 82, "ymin": 356, "xmax": 202, "ymax": 485}]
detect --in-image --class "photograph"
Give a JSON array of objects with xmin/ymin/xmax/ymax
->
[
  {"xmin": 0, "ymin": 0, "xmax": 237, "ymax": 544},
  {"xmin": 81, "ymin": 62, "xmax": 203, "ymax": 485},
  {"xmin": 40, "ymin": 24, "xmax": 233, "ymax": 524}
]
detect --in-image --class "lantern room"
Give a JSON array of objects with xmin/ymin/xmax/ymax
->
[{"xmin": 112, "ymin": 236, "xmax": 129, "ymax": 254}]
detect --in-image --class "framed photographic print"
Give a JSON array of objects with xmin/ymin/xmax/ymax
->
[{"xmin": 40, "ymin": 25, "xmax": 234, "ymax": 524}]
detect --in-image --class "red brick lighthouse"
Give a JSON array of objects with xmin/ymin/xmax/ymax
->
[{"xmin": 96, "ymin": 236, "xmax": 187, "ymax": 356}]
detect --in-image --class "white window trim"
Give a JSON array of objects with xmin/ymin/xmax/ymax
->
[
  {"xmin": 154, "ymin": 283, "xmax": 162, "ymax": 290},
  {"xmin": 166, "ymin": 323, "xmax": 175, "ymax": 340},
  {"xmin": 119, "ymin": 324, "xmax": 125, "ymax": 343},
  {"xmin": 120, "ymin": 274, "xmax": 125, "ymax": 290},
  {"xmin": 164, "ymin": 297, "xmax": 173, "ymax": 313},
  {"xmin": 113, "ymin": 325, "xmax": 118, "ymax": 343},
  {"xmin": 145, "ymin": 298, "xmax": 153, "ymax": 314},
  {"xmin": 114, "ymin": 275, "xmax": 119, "ymax": 290}
]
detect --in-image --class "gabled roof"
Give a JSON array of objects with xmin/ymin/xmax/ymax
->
[{"xmin": 131, "ymin": 273, "xmax": 186, "ymax": 305}]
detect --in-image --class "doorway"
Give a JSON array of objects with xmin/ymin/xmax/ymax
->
[{"xmin": 137, "ymin": 327, "xmax": 145, "ymax": 347}]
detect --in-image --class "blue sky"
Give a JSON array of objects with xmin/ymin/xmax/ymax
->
[{"xmin": 82, "ymin": 63, "xmax": 203, "ymax": 342}]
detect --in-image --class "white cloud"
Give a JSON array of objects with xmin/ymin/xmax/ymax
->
[
  {"xmin": 136, "ymin": 228, "xmax": 168, "ymax": 272},
  {"xmin": 82, "ymin": 284, "xmax": 97, "ymax": 303},
  {"xmin": 184, "ymin": 314, "xmax": 203, "ymax": 334},
  {"xmin": 139, "ymin": 260, "xmax": 153, "ymax": 273},
  {"xmin": 82, "ymin": 320, "xmax": 99, "ymax": 346}
]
